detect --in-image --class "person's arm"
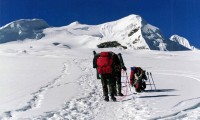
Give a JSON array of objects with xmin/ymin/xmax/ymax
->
[
  {"xmin": 117, "ymin": 53, "xmax": 127, "ymax": 71},
  {"xmin": 134, "ymin": 73, "xmax": 139, "ymax": 81},
  {"xmin": 93, "ymin": 50, "xmax": 96, "ymax": 55},
  {"xmin": 93, "ymin": 53, "xmax": 100, "ymax": 68},
  {"xmin": 138, "ymin": 73, "xmax": 143, "ymax": 80}
]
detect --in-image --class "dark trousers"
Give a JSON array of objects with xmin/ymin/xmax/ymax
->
[
  {"xmin": 113, "ymin": 72, "xmax": 122, "ymax": 94},
  {"xmin": 135, "ymin": 80, "xmax": 146, "ymax": 92},
  {"xmin": 100, "ymin": 74, "xmax": 115, "ymax": 97}
]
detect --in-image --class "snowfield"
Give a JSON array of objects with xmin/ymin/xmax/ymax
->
[
  {"xmin": 0, "ymin": 46, "xmax": 200, "ymax": 120},
  {"xmin": 0, "ymin": 14, "xmax": 200, "ymax": 120}
]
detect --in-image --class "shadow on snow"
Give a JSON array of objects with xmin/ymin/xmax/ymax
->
[{"xmin": 138, "ymin": 94, "xmax": 179, "ymax": 98}]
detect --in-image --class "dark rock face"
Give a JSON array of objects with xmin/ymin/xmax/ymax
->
[{"xmin": 97, "ymin": 41, "xmax": 127, "ymax": 49}]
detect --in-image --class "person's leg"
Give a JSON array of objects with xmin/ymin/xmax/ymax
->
[
  {"xmin": 107, "ymin": 75, "xmax": 116, "ymax": 101},
  {"xmin": 101, "ymin": 75, "xmax": 109, "ymax": 101},
  {"xmin": 116, "ymin": 73, "xmax": 123, "ymax": 96},
  {"xmin": 113, "ymin": 76, "xmax": 117, "ymax": 96},
  {"xmin": 141, "ymin": 80, "xmax": 146, "ymax": 91}
]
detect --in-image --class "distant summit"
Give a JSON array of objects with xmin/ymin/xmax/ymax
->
[
  {"xmin": 0, "ymin": 19, "xmax": 49, "ymax": 43},
  {"xmin": 68, "ymin": 21, "xmax": 81, "ymax": 26},
  {"xmin": 99, "ymin": 14, "xmax": 190, "ymax": 51},
  {"xmin": 170, "ymin": 35, "xmax": 196, "ymax": 50}
]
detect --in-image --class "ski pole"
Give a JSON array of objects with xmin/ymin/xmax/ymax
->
[
  {"xmin": 147, "ymin": 72, "xmax": 152, "ymax": 90},
  {"xmin": 150, "ymin": 72, "xmax": 156, "ymax": 90}
]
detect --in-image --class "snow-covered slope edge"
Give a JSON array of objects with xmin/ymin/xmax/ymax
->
[{"xmin": 0, "ymin": 19, "xmax": 49, "ymax": 43}]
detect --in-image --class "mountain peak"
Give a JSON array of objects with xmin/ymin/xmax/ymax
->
[
  {"xmin": 0, "ymin": 19, "xmax": 49, "ymax": 43},
  {"xmin": 68, "ymin": 21, "xmax": 81, "ymax": 26},
  {"xmin": 1, "ymin": 19, "xmax": 49, "ymax": 30},
  {"xmin": 122, "ymin": 14, "xmax": 142, "ymax": 20},
  {"xmin": 170, "ymin": 35, "xmax": 195, "ymax": 50}
]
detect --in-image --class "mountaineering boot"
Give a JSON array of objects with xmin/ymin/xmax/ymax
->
[
  {"xmin": 117, "ymin": 93, "xmax": 124, "ymax": 96},
  {"xmin": 104, "ymin": 96, "xmax": 109, "ymax": 102},
  {"xmin": 110, "ymin": 96, "xmax": 116, "ymax": 102}
]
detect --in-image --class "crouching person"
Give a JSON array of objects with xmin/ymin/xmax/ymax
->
[
  {"xmin": 93, "ymin": 51, "xmax": 116, "ymax": 102},
  {"xmin": 130, "ymin": 67, "xmax": 147, "ymax": 93}
]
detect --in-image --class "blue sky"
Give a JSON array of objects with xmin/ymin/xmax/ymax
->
[{"xmin": 0, "ymin": 0, "xmax": 200, "ymax": 48}]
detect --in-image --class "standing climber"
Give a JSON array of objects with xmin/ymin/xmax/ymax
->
[
  {"xmin": 93, "ymin": 51, "xmax": 116, "ymax": 102},
  {"xmin": 112, "ymin": 53, "xmax": 127, "ymax": 96}
]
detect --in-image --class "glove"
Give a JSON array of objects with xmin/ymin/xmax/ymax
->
[{"xmin": 122, "ymin": 66, "xmax": 127, "ymax": 71}]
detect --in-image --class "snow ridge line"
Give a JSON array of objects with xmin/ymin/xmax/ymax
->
[
  {"xmin": 0, "ymin": 62, "xmax": 69, "ymax": 119},
  {"xmin": 36, "ymin": 58, "xmax": 103, "ymax": 120}
]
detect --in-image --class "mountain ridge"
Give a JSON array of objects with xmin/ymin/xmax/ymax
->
[{"xmin": 0, "ymin": 14, "xmax": 196, "ymax": 51}]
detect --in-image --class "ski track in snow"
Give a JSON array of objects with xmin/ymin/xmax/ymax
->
[
  {"xmin": 35, "ymin": 57, "xmax": 154, "ymax": 120},
  {"xmin": 150, "ymin": 71, "xmax": 200, "ymax": 120},
  {"xmin": 35, "ymin": 57, "xmax": 104, "ymax": 120},
  {"xmin": 1, "ymin": 58, "xmax": 200, "ymax": 120},
  {"xmin": 0, "ymin": 61, "xmax": 70, "ymax": 120}
]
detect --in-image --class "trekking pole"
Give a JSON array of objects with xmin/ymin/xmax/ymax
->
[
  {"xmin": 150, "ymin": 72, "xmax": 156, "ymax": 90},
  {"xmin": 147, "ymin": 72, "xmax": 152, "ymax": 90}
]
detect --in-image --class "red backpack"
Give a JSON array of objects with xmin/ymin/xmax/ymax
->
[{"xmin": 97, "ymin": 52, "xmax": 112, "ymax": 74}]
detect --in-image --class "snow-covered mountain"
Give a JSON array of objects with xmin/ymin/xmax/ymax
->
[
  {"xmin": 99, "ymin": 15, "xmax": 190, "ymax": 51},
  {"xmin": 0, "ymin": 14, "xmax": 195, "ymax": 51},
  {"xmin": 170, "ymin": 35, "xmax": 196, "ymax": 50},
  {"xmin": 0, "ymin": 19, "xmax": 49, "ymax": 43}
]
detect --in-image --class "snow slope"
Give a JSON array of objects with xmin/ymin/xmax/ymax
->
[
  {"xmin": 0, "ymin": 14, "xmax": 195, "ymax": 51},
  {"xmin": 0, "ymin": 45, "xmax": 200, "ymax": 120}
]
